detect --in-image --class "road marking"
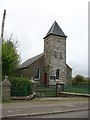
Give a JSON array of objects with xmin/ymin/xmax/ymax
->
[
  {"xmin": 65, "ymin": 104, "xmax": 75, "ymax": 107},
  {"xmin": 15, "ymin": 109, "xmax": 22, "ymax": 112},
  {"xmin": 7, "ymin": 110, "xmax": 14, "ymax": 113},
  {"xmin": 7, "ymin": 109, "xmax": 22, "ymax": 113}
]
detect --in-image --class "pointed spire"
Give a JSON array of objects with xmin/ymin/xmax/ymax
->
[{"xmin": 44, "ymin": 21, "xmax": 67, "ymax": 39}]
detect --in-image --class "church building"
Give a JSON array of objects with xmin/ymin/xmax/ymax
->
[{"xmin": 20, "ymin": 21, "xmax": 72, "ymax": 85}]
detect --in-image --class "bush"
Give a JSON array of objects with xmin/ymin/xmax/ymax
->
[
  {"xmin": 9, "ymin": 77, "xmax": 32, "ymax": 96},
  {"xmin": 72, "ymin": 74, "xmax": 84, "ymax": 85}
]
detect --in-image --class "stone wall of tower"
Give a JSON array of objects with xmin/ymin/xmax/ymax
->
[{"xmin": 44, "ymin": 34, "xmax": 67, "ymax": 84}]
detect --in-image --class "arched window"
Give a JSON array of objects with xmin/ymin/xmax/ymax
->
[
  {"xmin": 46, "ymin": 50, "xmax": 48, "ymax": 55},
  {"xmin": 55, "ymin": 50, "xmax": 57, "ymax": 58},
  {"xmin": 56, "ymin": 69, "xmax": 60, "ymax": 79},
  {"xmin": 60, "ymin": 51, "xmax": 63, "ymax": 59},
  {"xmin": 34, "ymin": 69, "xmax": 40, "ymax": 79}
]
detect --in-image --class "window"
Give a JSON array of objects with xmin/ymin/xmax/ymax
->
[
  {"xmin": 58, "ymin": 40, "xmax": 61, "ymax": 42},
  {"xmin": 56, "ymin": 69, "xmax": 60, "ymax": 79},
  {"xmin": 34, "ymin": 69, "xmax": 40, "ymax": 79},
  {"xmin": 50, "ymin": 75, "xmax": 56, "ymax": 80},
  {"xmin": 46, "ymin": 50, "xmax": 48, "ymax": 55},
  {"xmin": 55, "ymin": 50, "xmax": 57, "ymax": 58},
  {"xmin": 60, "ymin": 51, "xmax": 63, "ymax": 59}
]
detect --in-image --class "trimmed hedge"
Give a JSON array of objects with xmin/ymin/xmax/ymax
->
[{"xmin": 10, "ymin": 77, "xmax": 32, "ymax": 96}]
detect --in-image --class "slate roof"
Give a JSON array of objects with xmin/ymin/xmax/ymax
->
[
  {"xmin": 66, "ymin": 64, "xmax": 72, "ymax": 70},
  {"xmin": 44, "ymin": 21, "xmax": 67, "ymax": 39},
  {"xmin": 20, "ymin": 53, "xmax": 44, "ymax": 69}
]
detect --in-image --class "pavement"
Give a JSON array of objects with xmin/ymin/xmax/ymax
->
[{"xmin": 2, "ymin": 97, "xmax": 89, "ymax": 118}]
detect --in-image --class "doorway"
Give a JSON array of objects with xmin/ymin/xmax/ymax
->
[{"xmin": 44, "ymin": 73, "xmax": 48, "ymax": 85}]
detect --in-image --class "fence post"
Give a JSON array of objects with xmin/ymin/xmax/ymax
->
[
  {"xmin": 56, "ymin": 82, "xmax": 64, "ymax": 97},
  {"xmin": 31, "ymin": 77, "xmax": 36, "ymax": 94},
  {"xmin": 2, "ymin": 76, "xmax": 11, "ymax": 100}
]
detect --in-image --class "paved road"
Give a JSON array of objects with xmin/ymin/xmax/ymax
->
[
  {"xmin": 2, "ymin": 97, "xmax": 88, "ymax": 118},
  {"xmin": 2, "ymin": 102, "xmax": 88, "ymax": 117},
  {"xmin": 29, "ymin": 110, "xmax": 89, "ymax": 118},
  {"xmin": 2, "ymin": 110, "xmax": 89, "ymax": 119}
]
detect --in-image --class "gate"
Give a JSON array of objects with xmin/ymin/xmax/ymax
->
[{"xmin": 36, "ymin": 85, "xmax": 56, "ymax": 97}]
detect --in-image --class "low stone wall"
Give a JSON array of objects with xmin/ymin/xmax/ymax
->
[
  {"xmin": 11, "ymin": 93, "xmax": 36, "ymax": 100},
  {"xmin": 59, "ymin": 92, "xmax": 90, "ymax": 97}
]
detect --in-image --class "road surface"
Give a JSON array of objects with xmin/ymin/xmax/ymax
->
[
  {"xmin": 2, "ymin": 110, "xmax": 89, "ymax": 119},
  {"xmin": 2, "ymin": 97, "xmax": 89, "ymax": 119},
  {"xmin": 29, "ymin": 110, "xmax": 89, "ymax": 118},
  {"xmin": 2, "ymin": 101, "xmax": 88, "ymax": 117}
]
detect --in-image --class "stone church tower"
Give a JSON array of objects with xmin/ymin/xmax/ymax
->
[
  {"xmin": 20, "ymin": 21, "xmax": 72, "ymax": 85},
  {"xmin": 44, "ymin": 21, "xmax": 67, "ymax": 84}
]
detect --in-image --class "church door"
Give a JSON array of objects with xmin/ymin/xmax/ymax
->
[{"xmin": 44, "ymin": 73, "xmax": 48, "ymax": 85}]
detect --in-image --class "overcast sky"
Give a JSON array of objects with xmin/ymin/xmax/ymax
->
[{"xmin": 0, "ymin": 0, "xmax": 88, "ymax": 77}]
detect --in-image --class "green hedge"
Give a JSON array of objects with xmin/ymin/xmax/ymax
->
[{"xmin": 10, "ymin": 77, "xmax": 32, "ymax": 96}]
